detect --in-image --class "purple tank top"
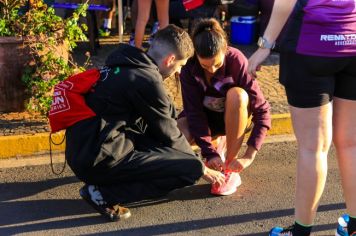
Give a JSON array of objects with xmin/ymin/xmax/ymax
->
[{"xmin": 297, "ymin": 0, "xmax": 356, "ymax": 57}]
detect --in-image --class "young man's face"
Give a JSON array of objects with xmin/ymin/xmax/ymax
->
[{"xmin": 159, "ymin": 57, "xmax": 188, "ymax": 79}]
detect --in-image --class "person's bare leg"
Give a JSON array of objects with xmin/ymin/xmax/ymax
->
[
  {"xmin": 224, "ymin": 87, "xmax": 249, "ymax": 164},
  {"xmin": 291, "ymin": 103, "xmax": 332, "ymax": 225},
  {"xmin": 134, "ymin": 0, "xmax": 152, "ymax": 48},
  {"xmin": 108, "ymin": 0, "xmax": 116, "ymax": 24},
  {"xmin": 106, "ymin": 0, "xmax": 116, "ymax": 30},
  {"xmin": 154, "ymin": 0, "xmax": 169, "ymax": 29},
  {"xmin": 333, "ymin": 97, "xmax": 356, "ymax": 216}
]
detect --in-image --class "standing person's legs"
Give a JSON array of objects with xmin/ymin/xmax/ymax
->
[
  {"xmin": 107, "ymin": 0, "xmax": 116, "ymax": 27},
  {"xmin": 332, "ymin": 58, "xmax": 356, "ymax": 235},
  {"xmin": 98, "ymin": 0, "xmax": 116, "ymax": 36},
  {"xmin": 134, "ymin": 0, "xmax": 153, "ymax": 48},
  {"xmin": 154, "ymin": 0, "xmax": 169, "ymax": 29},
  {"xmin": 224, "ymin": 87, "xmax": 250, "ymax": 164},
  {"xmin": 333, "ymin": 98, "xmax": 356, "ymax": 216},
  {"xmin": 269, "ymin": 53, "xmax": 348, "ymax": 235},
  {"xmin": 290, "ymin": 104, "xmax": 332, "ymax": 225}
]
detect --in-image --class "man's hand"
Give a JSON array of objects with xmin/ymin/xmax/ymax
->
[
  {"xmin": 202, "ymin": 166, "xmax": 225, "ymax": 187},
  {"xmin": 206, "ymin": 156, "xmax": 224, "ymax": 172}
]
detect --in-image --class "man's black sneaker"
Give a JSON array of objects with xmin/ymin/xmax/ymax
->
[{"xmin": 79, "ymin": 185, "xmax": 131, "ymax": 221}]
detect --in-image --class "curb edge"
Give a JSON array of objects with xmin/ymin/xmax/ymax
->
[{"xmin": 0, "ymin": 113, "xmax": 293, "ymax": 159}]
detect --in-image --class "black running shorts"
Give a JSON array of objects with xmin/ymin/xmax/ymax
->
[
  {"xmin": 204, "ymin": 108, "xmax": 253, "ymax": 137},
  {"xmin": 279, "ymin": 52, "xmax": 356, "ymax": 108}
]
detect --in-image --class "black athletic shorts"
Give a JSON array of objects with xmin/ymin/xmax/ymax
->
[
  {"xmin": 279, "ymin": 52, "xmax": 356, "ymax": 108},
  {"xmin": 204, "ymin": 108, "xmax": 226, "ymax": 137},
  {"xmin": 204, "ymin": 108, "xmax": 253, "ymax": 137}
]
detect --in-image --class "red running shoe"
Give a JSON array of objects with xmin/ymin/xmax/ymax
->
[{"xmin": 211, "ymin": 170, "xmax": 241, "ymax": 196}]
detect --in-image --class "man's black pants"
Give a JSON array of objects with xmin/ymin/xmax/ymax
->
[
  {"xmin": 66, "ymin": 120, "xmax": 204, "ymax": 205},
  {"xmin": 92, "ymin": 147, "xmax": 204, "ymax": 205}
]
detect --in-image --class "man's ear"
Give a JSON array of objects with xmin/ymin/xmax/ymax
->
[{"xmin": 163, "ymin": 54, "xmax": 176, "ymax": 67}]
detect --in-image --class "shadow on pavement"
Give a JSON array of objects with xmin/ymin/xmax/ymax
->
[
  {"xmin": 0, "ymin": 200, "xmax": 344, "ymax": 235},
  {"xmin": 0, "ymin": 176, "xmax": 78, "ymax": 202},
  {"xmin": 82, "ymin": 203, "xmax": 344, "ymax": 236},
  {"xmin": 0, "ymin": 177, "xmax": 214, "ymax": 233},
  {"xmin": 0, "ymin": 212, "xmax": 107, "ymax": 235},
  {"xmin": 0, "ymin": 166, "xmax": 345, "ymax": 235},
  {"xmin": 0, "ymin": 199, "xmax": 94, "ymax": 227},
  {"xmin": 125, "ymin": 183, "xmax": 214, "ymax": 208}
]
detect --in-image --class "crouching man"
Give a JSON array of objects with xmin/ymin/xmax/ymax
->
[{"xmin": 65, "ymin": 25, "xmax": 225, "ymax": 221}]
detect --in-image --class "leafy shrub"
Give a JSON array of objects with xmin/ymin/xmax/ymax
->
[{"xmin": 0, "ymin": 0, "xmax": 89, "ymax": 114}]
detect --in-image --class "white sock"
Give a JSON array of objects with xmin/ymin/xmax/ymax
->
[{"xmin": 104, "ymin": 19, "xmax": 112, "ymax": 29}]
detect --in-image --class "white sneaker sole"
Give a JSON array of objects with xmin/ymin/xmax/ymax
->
[
  {"xmin": 211, "ymin": 180, "xmax": 242, "ymax": 196},
  {"xmin": 214, "ymin": 187, "xmax": 237, "ymax": 196}
]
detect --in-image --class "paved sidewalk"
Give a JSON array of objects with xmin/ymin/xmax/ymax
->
[{"xmin": 0, "ymin": 38, "xmax": 291, "ymax": 159}]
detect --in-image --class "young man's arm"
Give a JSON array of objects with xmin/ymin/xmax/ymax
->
[{"xmin": 128, "ymin": 76, "xmax": 195, "ymax": 155}]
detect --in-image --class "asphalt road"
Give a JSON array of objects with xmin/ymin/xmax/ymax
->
[{"xmin": 0, "ymin": 141, "xmax": 345, "ymax": 236}]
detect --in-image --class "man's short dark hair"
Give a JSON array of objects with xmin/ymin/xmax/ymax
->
[{"xmin": 149, "ymin": 25, "xmax": 194, "ymax": 61}]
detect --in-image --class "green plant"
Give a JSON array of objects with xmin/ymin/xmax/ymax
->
[{"xmin": 0, "ymin": 0, "xmax": 89, "ymax": 114}]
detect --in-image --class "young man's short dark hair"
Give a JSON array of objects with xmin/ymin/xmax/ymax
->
[{"xmin": 149, "ymin": 24, "xmax": 194, "ymax": 61}]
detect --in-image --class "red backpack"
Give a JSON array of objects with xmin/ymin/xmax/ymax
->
[
  {"xmin": 182, "ymin": 0, "xmax": 205, "ymax": 11},
  {"xmin": 48, "ymin": 68, "xmax": 112, "ymax": 175},
  {"xmin": 48, "ymin": 68, "xmax": 103, "ymax": 133}
]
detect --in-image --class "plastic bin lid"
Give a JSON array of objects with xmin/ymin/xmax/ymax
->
[{"xmin": 230, "ymin": 16, "xmax": 257, "ymax": 23}]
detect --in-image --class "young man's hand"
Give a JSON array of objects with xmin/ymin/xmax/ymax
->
[
  {"xmin": 206, "ymin": 156, "xmax": 224, "ymax": 172},
  {"xmin": 202, "ymin": 166, "xmax": 225, "ymax": 187}
]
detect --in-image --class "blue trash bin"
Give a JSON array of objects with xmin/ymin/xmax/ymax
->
[{"xmin": 230, "ymin": 16, "xmax": 257, "ymax": 45}]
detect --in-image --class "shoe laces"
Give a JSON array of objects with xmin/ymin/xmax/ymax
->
[
  {"xmin": 224, "ymin": 170, "xmax": 233, "ymax": 182},
  {"xmin": 88, "ymin": 185, "xmax": 107, "ymax": 206},
  {"xmin": 279, "ymin": 225, "xmax": 294, "ymax": 236}
]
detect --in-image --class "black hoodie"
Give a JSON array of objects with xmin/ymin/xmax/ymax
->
[{"xmin": 65, "ymin": 44, "xmax": 194, "ymax": 177}]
